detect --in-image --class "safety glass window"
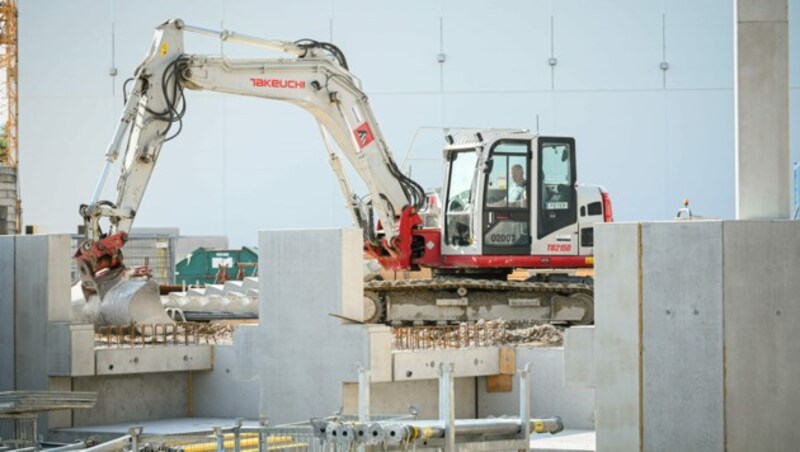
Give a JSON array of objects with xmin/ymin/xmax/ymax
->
[{"xmin": 445, "ymin": 150, "xmax": 478, "ymax": 246}]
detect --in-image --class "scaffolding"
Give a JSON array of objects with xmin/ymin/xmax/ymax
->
[
  {"xmin": 0, "ymin": 0, "xmax": 19, "ymax": 235},
  {"xmin": 0, "ymin": 0, "xmax": 17, "ymax": 168}
]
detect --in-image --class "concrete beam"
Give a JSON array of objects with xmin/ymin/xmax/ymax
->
[
  {"xmin": 95, "ymin": 346, "xmax": 212, "ymax": 375},
  {"xmin": 392, "ymin": 348, "xmax": 501, "ymax": 381}
]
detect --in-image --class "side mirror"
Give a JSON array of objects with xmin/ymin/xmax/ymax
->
[
  {"xmin": 561, "ymin": 148, "xmax": 569, "ymax": 162},
  {"xmin": 483, "ymin": 159, "xmax": 494, "ymax": 174}
]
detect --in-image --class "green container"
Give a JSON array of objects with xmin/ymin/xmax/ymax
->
[{"xmin": 175, "ymin": 247, "xmax": 258, "ymax": 285}]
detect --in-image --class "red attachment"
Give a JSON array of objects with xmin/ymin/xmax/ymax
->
[
  {"xmin": 74, "ymin": 232, "xmax": 128, "ymax": 279},
  {"xmin": 365, "ymin": 206, "xmax": 422, "ymax": 270},
  {"xmin": 601, "ymin": 191, "xmax": 614, "ymax": 223}
]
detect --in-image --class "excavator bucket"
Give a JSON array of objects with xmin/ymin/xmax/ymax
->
[
  {"xmin": 74, "ymin": 279, "xmax": 173, "ymax": 328},
  {"xmin": 99, "ymin": 279, "xmax": 173, "ymax": 326}
]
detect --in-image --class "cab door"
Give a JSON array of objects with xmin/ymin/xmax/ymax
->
[
  {"xmin": 535, "ymin": 137, "xmax": 578, "ymax": 251},
  {"xmin": 481, "ymin": 140, "xmax": 532, "ymax": 255}
]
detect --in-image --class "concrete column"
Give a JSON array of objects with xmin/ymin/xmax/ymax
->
[{"xmin": 734, "ymin": 0, "xmax": 790, "ymax": 218}]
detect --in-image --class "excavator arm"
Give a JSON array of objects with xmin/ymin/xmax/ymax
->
[{"xmin": 76, "ymin": 19, "xmax": 426, "ymax": 292}]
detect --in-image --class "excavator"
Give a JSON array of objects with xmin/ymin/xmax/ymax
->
[{"xmin": 75, "ymin": 19, "xmax": 613, "ymax": 326}]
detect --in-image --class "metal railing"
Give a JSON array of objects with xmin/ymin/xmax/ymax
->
[{"xmin": 88, "ymin": 420, "xmax": 325, "ymax": 452}]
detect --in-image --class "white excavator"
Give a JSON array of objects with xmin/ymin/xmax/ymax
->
[{"xmin": 75, "ymin": 19, "xmax": 612, "ymax": 326}]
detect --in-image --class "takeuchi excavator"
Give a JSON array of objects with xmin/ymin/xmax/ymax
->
[{"xmin": 75, "ymin": 19, "xmax": 613, "ymax": 326}]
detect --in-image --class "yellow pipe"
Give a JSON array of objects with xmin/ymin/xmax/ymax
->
[{"xmin": 174, "ymin": 435, "xmax": 297, "ymax": 452}]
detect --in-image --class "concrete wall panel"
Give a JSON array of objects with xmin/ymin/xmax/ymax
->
[
  {"xmin": 342, "ymin": 378, "xmax": 476, "ymax": 421},
  {"xmin": 723, "ymin": 221, "xmax": 800, "ymax": 450},
  {"xmin": 593, "ymin": 223, "xmax": 641, "ymax": 451},
  {"xmin": 72, "ymin": 373, "xmax": 189, "ymax": 426},
  {"xmin": 257, "ymin": 228, "xmax": 370, "ymax": 424},
  {"xmin": 14, "ymin": 235, "xmax": 71, "ymax": 391},
  {"xmin": 641, "ymin": 221, "xmax": 724, "ymax": 451},
  {"xmin": 192, "ymin": 345, "xmax": 260, "ymax": 419},
  {"xmin": 564, "ymin": 326, "xmax": 594, "ymax": 389},
  {"xmin": 0, "ymin": 236, "xmax": 14, "ymax": 390},
  {"xmin": 13, "ymin": 235, "xmax": 73, "ymax": 432}
]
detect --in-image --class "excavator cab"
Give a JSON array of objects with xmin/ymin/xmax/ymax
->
[{"xmin": 439, "ymin": 131, "xmax": 592, "ymax": 268}]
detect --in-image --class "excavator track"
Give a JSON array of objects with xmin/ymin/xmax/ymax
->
[{"xmin": 364, "ymin": 278, "xmax": 593, "ymax": 326}]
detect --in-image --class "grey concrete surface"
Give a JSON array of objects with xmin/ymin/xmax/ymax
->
[
  {"xmin": 530, "ymin": 429, "xmax": 595, "ymax": 451},
  {"xmin": 191, "ymin": 345, "xmax": 260, "ymax": 419},
  {"xmin": 95, "ymin": 346, "xmax": 212, "ymax": 375},
  {"xmin": 735, "ymin": 0, "xmax": 789, "ymax": 218},
  {"xmin": 13, "ymin": 235, "xmax": 72, "ymax": 434},
  {"xmin": 564, "ymin": 327, "xmax": 594, "ymax": 389},
  {"xmin": 641, "ymin": 222, "xmax": 724, "ymax": 451},
  {"xmin": 342, "ymin": 377, "xmax": 476, "ymax": 420},
  {"xmin": 392, "ymin": 348, "xmax": 500, "ymax": 381},
  {"xmin": 72, "ymin": 373, "xmax": 189, "ymax": 426},
  {"xmin": 0, "ymin": 236, "xmax": 14, "ymax": 390},
  {"xmin": 478, "ymin": 346, "xmax": 595, "ymax": 431},
  {"xmin": 47, "ymin": 323, "xmax": 94, "ymax": 377},
  {"xmin": 593, "ymin": 223, "xmax": 641, "ymax": 451},
  {"xmin": 723, "ymin": 221, "xmax": 800, "ymax": 450},
  {"xmin": 253, "ymin": 228, "xmax": 371, "ymax": 424}
]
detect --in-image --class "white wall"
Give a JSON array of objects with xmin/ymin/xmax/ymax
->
[{"xmin": 18, "ymin": 0, "xmax": 799, "ymax": 246}]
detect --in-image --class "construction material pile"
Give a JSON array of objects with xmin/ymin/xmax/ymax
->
[{"xmin": 392, "ymin": 320, "xmax": 564, "ymax": 351}]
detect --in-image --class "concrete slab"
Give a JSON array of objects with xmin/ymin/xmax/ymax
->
[
  {"xmin": 478, "ymin": 346, "xmax": 595, "ymax": 431},
  {"xmin": 723, "ymin": 221, "xmax": 800, "ymax": 450},
  {"xmin": 0, "ymin": 236, "xmax": 14, "ymax": 390},
  {"xmin": 641, "ymin": 221, "xmax": 724, "ymax": 451},
  {"xmin": 593, "ymin": 223, "xmax": 641, "ymax": 451}
]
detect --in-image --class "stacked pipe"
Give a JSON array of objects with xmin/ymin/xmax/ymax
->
[{"xmin": 311, "ymin": 416, "xmax": 563, "ymax": 447}]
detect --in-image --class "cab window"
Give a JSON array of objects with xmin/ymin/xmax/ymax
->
[{"xmin": 445, "ymin": 150, "xmax": 478, "ymax": 246}]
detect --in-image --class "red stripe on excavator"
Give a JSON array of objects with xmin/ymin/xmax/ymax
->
[{"xmin": 436, "ymin": 255, "xmax": 594, "ymax": 269}]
